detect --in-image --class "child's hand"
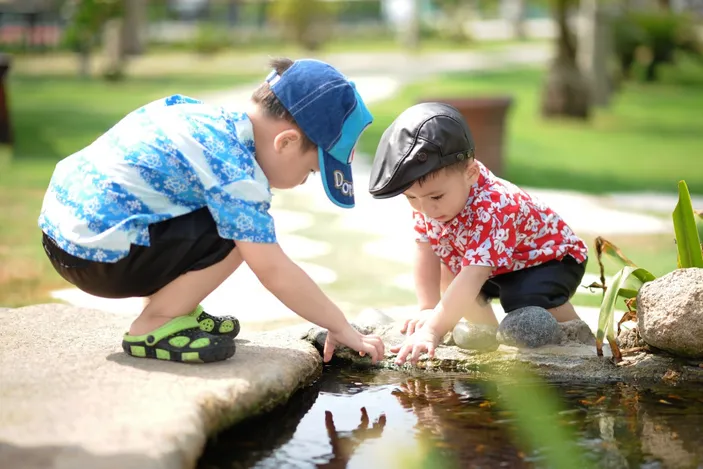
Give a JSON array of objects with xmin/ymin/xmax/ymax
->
[
  {"xmin": 401, "ymin": 309, "xmax": 435, "ymax": 335},
  {"xmin": 324, "ymin": 325, "xmax": 385, "ymax": 364},
  {"xmin": 390, "ymin": 327, "xmax": 442, "ymax": 366}
]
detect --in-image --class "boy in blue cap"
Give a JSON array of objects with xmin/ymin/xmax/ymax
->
[{"xmin": 39, "ymin": 57, "xmax": 384, "ymax": 364}]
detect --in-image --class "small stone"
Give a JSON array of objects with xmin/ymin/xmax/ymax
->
[
  {"xmin": 354, "ymin": 308, "xmax": 395, "ymax": 330},
  {"xmin": 452, "ymin": 323, "xmax": 499, "ymax": 352},
  {"xmin": 559, "ymin": 319, "xmax": 596, "ymax": 345},
  {"xmin": 497, "ymin": 306, "xmax": 560, "ymax": 348}
]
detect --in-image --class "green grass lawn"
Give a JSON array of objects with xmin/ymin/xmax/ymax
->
[
  {"xmin": 10, "ymin": 74, "xmax": 258, "ymax": 160},
  {"xmin": 358, "ymin": 65, "xmax": 703, "ymax": 195}
]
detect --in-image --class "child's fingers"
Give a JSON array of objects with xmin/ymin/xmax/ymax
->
[
  {"xmin": 360, "ymin": 341, "xmax": 380, "ymax": 363},
  {"xmin": 407, "ymin": 321, "xmax": 416, "ymax": 335},
  {"xmin": 409, "ymin": 344, "xmax": 425, "ymax": 365},
  {"xmin": 390, "ymin": 344, "xmax": 402, "ymax": 353},
  {"xmin": 323, "ymin": 337, "xmax": 335, "ymax": 362},
  {"xmin": 427, "ymin": 343, "xmax": 436, "ymax": 359},
  {"xmin": 394, "ymin": 344, "xmax": 412, "ymax": 365},
  {"xmin": 400, "ymin": 318, "xmax": 411, "ymax": 333}
]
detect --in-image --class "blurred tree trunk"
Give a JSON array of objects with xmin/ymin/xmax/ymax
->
[
  {"xmin": 102, "ymin": 17, "xmax": 125, "ymax": 80},
  {"xmin": 540, "ymin": 0, "xmax": 591, "ymax": 119},
  {"xmin": 77, "ymin": 46, "xmax": 91, "ymax": 78},
  {"xmin": 227, "ymin": 0, "xmax": 239, "ymax": 26},
  {"xmin": 501, "ymin": 0, "xmax": 527, "ymax": 40},
  {"xmin": 121, "ymin": 0, "xmax": 148, "ymax": 56},
  {"xmin": 577, "ymin": 0, "xmax": 613, "ymax": 107},
  {"xmin": 403, "ymin": 0, "xmax": 421, "ymax": 50},
  {"xmin": 513, "ymin": 0, "xmax": 527, "ymax": 40}
]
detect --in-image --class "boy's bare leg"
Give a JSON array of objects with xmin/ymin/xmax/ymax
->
[
  {"xmin": 548, "ymin": 301, "xmax": 581, "ymax": 322},
  {"xmin": 129, "ymin": 248, "xmax": 244, "ymax": 335},
  {"xmin": 440, "ymin": 263, "xmax": 498, "ymax": 327}
]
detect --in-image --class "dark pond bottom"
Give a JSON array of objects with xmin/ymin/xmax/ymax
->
[{"xmin": 198, "ymin": 367, "xmax": 703, "ymax": 469}]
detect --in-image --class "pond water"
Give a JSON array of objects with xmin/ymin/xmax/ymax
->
[{"xmin": 198, "ymin": 367, "xmax": 703, "ymax": 469}]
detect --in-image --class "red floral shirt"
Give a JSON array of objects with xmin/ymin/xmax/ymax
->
[{"xmin": 414, "ymin": 162, "xmax": 588, "ymax": 277}]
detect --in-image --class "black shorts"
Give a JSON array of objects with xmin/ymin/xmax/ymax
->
[
  {"xmin": 481, "ymin": 255, "xmax": 587, "ymax": 312},
  {"xmin": 42, "ymin": 208, "xmax": 235, "ymax": 299}
]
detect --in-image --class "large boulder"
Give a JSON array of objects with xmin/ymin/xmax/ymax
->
[
  {"xmin": 637, "ymin": 268, "xmax": 703, "ymax": 359},
  {"xmin": 0, "ymin": 305, "xmax": 321, "ymax": 469}
]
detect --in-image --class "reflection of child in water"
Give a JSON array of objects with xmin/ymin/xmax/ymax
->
[
  {"xmin": 318, "ymin": 408, "xmax": 387, "ymax": 469},
  {"xmin": 391, "ymin": 378, "xmax": 529, "ymax": 468}
]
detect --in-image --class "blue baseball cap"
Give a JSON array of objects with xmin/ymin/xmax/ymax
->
[{"xmin": 266, "ymin": 59, "xmax": 373, "ymax": 208}]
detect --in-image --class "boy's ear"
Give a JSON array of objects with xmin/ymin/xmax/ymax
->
[
  {"xmin": 273, "ymin": 129, "xmax": 302, "ymax": 153},
  {"xmin": 465, "ymin": 157, "xmax": 480, "ymax": 180}
]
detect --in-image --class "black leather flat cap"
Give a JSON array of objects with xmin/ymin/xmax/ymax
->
[{"xmin": 369, "ymin": 102, "xmax": 475, "ymax": 199}]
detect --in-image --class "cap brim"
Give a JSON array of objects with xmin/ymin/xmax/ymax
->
[
  {"xmin": 319, "ymin": 147, "xmax": 355, "ymax": 208},
  {"xmin": 369, "ymin": 180, "xmax": 413, "ymax": 199}
]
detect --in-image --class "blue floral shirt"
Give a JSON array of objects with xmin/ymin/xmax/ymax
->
[{"xmin": 38, "ymin": 94, "xmax": 276, "ymax": 263}]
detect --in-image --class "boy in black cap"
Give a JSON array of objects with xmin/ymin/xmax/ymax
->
[{"xmin": 369, "ymin": 103, "xmax": 588, "ymax": 366}]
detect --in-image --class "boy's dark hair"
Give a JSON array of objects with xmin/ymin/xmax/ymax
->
[
  {"xmin": 251, "ymin": 58, "xmax": 317, "ymax": 153},
  {"xmin": 416, "ymin": 156, "xmax": 474, "ymax": 187}
]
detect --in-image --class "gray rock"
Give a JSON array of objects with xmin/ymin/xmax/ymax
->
[
  {"xmin": 0, "ymin": 304, "xmax": 321, "ymax": 469},
  {"xmin": 638, "ymin": 268, "xmax": 703, "ymax": 358},
  {"xmin": 353, "ymin": 308, "xmax": 395, "ymax": 329},
  {"xmin": 559, "ymin": 319, "xmax": 596, "ymax": 345},
  {"xmin": 497, "ymin": 306, "xmax": 560, "ymax": 348},
  {"xmin": 451, "ymin": 323, "xmax": 499, "ymax": 352}
]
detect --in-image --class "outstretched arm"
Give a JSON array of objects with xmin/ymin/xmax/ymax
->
[
  {"xmin": 392, "ymin": 265, "xmax": 492, "ymax": 365},
  {"xmin": 237, "ymin": 240, "xmax": 385, "ymax": 363}
]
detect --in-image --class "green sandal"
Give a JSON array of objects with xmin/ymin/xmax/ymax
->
[
  {"xmin": 192, "ymin": 305, "xmax": 241, "ymax": 338},
  {"xmin": 122, "ymin": 314, "xmax": 235, "ymax": 363}
]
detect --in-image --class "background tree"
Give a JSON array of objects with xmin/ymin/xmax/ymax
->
[
  {"xmin": 269, "ymin": 0, "xmax": 340, "ymax": 51},
  {"xmin": 62, "ymin": 0, "xmax": 122, "ymax": 78},
  {"xmin": 540, "ymin": 0, "xmax": 591, "ymax": 119}
]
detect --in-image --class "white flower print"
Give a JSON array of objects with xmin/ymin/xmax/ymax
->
[
  {"xmin": 455, "ymin": 227, "xmax": 469, "ymax": 247},
  {"xmin": 493, "ymin": 226, "xmax": 509, "ymax": 254},
  {"xmin": 164, "ymin": 177, "xmax": 188, "ymax": 194},
  {"xmin": 235, "ymin": 213, "xmax": 255, "ymax": 232}
]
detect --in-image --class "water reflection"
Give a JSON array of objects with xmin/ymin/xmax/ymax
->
[
  {"xmin": 317, "ymin": 408, "xmax": 387, "ymax": 469},
  {"xmin": 198, "ymin": 367, "xmax": 703, "ymax": 469}
]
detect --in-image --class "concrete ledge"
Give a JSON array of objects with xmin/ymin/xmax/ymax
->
[{"xmin": 0, "ymin": 305, "xmax": 321, "ymax": 469}]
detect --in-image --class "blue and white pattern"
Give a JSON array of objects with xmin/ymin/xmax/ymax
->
[{"xmin": 39, "ymin": 94, "xmax": 276, "ymax": 263}]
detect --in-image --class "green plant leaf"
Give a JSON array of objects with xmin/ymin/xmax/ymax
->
[
  {"xmin": 596, "ymin": 266, "xmax": 656, "ymax": 361},
  {"xmin": 695, "ymin": 210, "xmax": 703, "ymax": 248},
  {"xmin": 595, "ymin": 236, "xmax": 638, "ymax": 268},
  {"xmin": 617, "ymin": 288, "xmax": 640, "ymax": 299},
  {"xmin": 673, "ymin": 181, "xmax": 703, "ymax": 268}
]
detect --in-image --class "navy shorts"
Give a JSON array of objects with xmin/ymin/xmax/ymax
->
[
  {"xmin": 480, "ymin": 255, "xmax": 587, "ymax": 312},
  {"xmin": 42, "ymin": 208, "xmax": 235, "ymax": 299}
]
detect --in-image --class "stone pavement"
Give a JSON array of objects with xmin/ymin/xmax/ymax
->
[{"xmin": 0, "ymin": 305, "xmax": 321, "ymax": 469}]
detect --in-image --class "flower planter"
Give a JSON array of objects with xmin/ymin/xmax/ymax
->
[
  {"xmin": 0, "ymin": 53, "xmax": 12, "ymax": 145},
  {"xmin": 418, "ymin": 96, "xmax": 513, "ymax": 177}
]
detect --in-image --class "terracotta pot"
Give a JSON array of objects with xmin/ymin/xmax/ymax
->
[
  {"xmin": 0, "ymin": 53, "xmax": 12, "ymax": 145},
  {"xmin": 418, "ymin": 96, "xmax": 513, "ymax": 177}
]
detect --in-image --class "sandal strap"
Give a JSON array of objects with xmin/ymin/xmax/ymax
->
[{"xmin": 123, "ymin": 315, "xmax": 200, "ymax": 345}]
